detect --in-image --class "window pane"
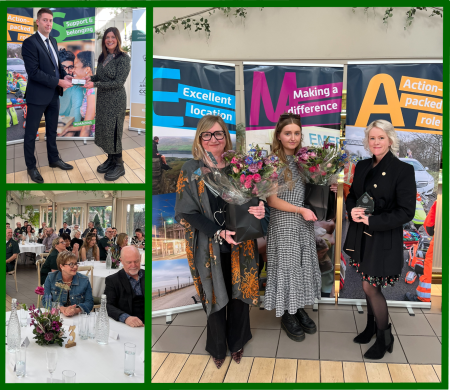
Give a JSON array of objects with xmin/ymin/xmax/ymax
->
[
  {"xmin": 88, "ymin": 205, "xmax": 112, "ymax": 237},
  {"xmin": 126, "ymin": 204, "xmax": 145, "ymax": 237}
]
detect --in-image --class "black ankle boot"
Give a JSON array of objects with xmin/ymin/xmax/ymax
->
[
  {"xmin": 295, "ymin": 308, "xmax": 317, "ymax": 334},
  {"xmin": 105, "ymin": 156, "xmax": 125, "ymax": 181},
  {"xmin": 97, "ymin": 154, "xmax": 115, "ymax": 173},
  {"xmin": 353, "ymin": 314, "xmax": 376, "ymax": 344},
  {"xmin": 364, "ymin": 324, "xmax": 394, "ymax": 360},
  {"xmin": 281, "ymin": 311, "xmax": 305, "ymax": 342}
]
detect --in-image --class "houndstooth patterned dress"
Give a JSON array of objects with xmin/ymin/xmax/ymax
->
[{"xmin": 265, "ymin": 156, "xmax": 322, "ymax": 317}]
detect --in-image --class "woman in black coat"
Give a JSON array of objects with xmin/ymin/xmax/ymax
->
[{"xmin": 344, "ymin": 119, "xmax": 416, "ymax": 360}]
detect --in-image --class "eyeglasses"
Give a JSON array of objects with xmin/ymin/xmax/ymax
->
[
  {"xmin": 279, "ymin": 113, "xmax": 301, "ymax": 121},
  {"xmin": 63, "ymin": 65, "xmax": 74, "ymax": 71},
  {"xmin": 200, "ymin": 131, "xmax": 225, "ymax": 141},
  {"xmin": 63, "ymin": 263, "xmax": 79, "ymax": 268}
]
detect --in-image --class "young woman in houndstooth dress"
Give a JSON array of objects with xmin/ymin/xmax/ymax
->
[{"xmin": 265, "ymin": 113, "xmax": 323, "ymax": 342}]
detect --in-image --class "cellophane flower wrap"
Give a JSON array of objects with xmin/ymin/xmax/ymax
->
[
  {"xmin": 192, "ymin": 145, "xmax": 286, "ymax": 205},
  {"xmin": 30, "ymin": 286, "xmax": 66, "ymax": 346},
  {"xmin": 295, "ymin": 137, "xmax": 349, "ymax": 185}
]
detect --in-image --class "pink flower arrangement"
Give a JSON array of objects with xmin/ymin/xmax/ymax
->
[{"xmin": 35, "ymin": 286, "xmax": 45, "ymax": 295}]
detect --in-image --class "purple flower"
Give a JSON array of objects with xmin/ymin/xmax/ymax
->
[
  {"xmin": 248, "ymin": 163, "xmax": 259, "ymax": 173},
  {"xmin": 29, "ymin": 304, "xmax": 36, "ymax": 311},
  {"xmin": 34, "ymin": 286, "xmax": 45, "ymax": 296},
  {"xmin": 44, "ymin": 333, "xmax": 54, "ymax": 342},
  {"xmin": 36, "ymin": 326, "xmax": 44, "ymax": 334},
  {"xmin": 52, "ymin": 321, "xmax": 60, "ymax": 332}
]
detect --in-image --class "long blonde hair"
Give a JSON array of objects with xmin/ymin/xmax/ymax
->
[
  {"xmin": 80, "ymin": 233, "xmax": 99, "ymax": 260},
  {"xmin": 191, "ymin": 115, "xmax": 233, "ymax": 160},
  {"xmin": 271, "ymin": 113, "xmax": 303, "ymax": 184},
  {"xmin": 49, "ymin": 237, "xmax": 61, "ymax": 255}
]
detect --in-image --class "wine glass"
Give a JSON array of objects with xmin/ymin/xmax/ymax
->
[{"xmin": 46, "ymin": 350, "xmax": 57, "ymax": 383}]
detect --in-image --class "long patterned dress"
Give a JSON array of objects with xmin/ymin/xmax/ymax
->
[
  {"xmin": 265, "ymin": 155, "xmax": 322, "ymax": 317},
  {"xmin": 91, "ymin": 53, "xmax": 131, "ymax": 154}
]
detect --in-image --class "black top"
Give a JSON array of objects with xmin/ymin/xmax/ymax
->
[
  {"xmin": 153, "ymin": 140, "xmax": 159, "ymax": 158},
  {"xmin": 98, "ymin": 236, "xmax": 112, "ymax": 260},
  {"xmin": 181, "ymin": 185, "xmax": 231, "ymax": 253},
  {"xmin": 70, "ymin": 237, "xmax": 83, "ymax": 249},
  {"xmin": 6, "ymin": 239, "xmax": 20, "ymax": 263},
  {"xmin": 40, "ymin": 250, "xmax": 59, "ymax": 285}
]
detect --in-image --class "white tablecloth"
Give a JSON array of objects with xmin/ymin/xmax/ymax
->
[
  {"xmin": 6, "ymin": 311, "xmax": 144, "ymax": 383},
  {"xmin": 80, "ymin": 261, "xmax": 145, "ymax": 297},
  {"xmin": 19, "ymin": 243, "xmax": 45, "ymax": 255}
]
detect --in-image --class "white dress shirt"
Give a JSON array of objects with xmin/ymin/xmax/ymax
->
[{"xmin": 37, "ymin": 30, "xmax": 59, "ymax": 66}]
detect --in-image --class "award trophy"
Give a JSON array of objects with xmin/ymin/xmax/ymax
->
[{"xmin": 356, "ymin": 192, "xmax": 374, "ymax": 218}]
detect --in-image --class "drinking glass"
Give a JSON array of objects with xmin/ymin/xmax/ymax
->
[
  {"xmin": 88, "ymin": 313, "xmax": 96, "ymax": 339},
  {"xmin": 124, "ymin": 343, "xmax": 136, "ymax": 376},
  {"xmin": 46, "ymin": 350, "xmax": 57, "ymax": 383},
  {"xmin": 15, "ymin": 346, "xmax": 27, "ymax": 378},
  {"xmin": 20, "ymin": 309, "xmax": 27, "ymax": 327},
  {"xmin": 79, "ymin": 313, "xmax": 88, "ymax": 340},
  {"xmin": 62, "ymin": 370, "xmax": 76, "ymax": 383}
]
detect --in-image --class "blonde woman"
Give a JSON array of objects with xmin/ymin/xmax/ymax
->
[
  {"xmin": 344, "ymin": 119, "xmax": 416, "ymax": 359},
  {"xmin": 116, "ymin": 233, "xmax": 128, "ymax": 249},
  {"xmin": 79, "ymin": 233, "xmax": 100, "ymax": 261}
]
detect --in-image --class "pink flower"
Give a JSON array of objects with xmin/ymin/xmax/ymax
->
[
  {"xmin": 44, "ymin": 332, "xmax": 54, "ymax": 342},
  {"xmin": 270, "ymin": 172, "xmax": 278, "ymax": 179},
  {"xmin": 244, "ymin": 180, "xmax": 252, "ymax": 189},
  {"xmin": 253, "ymin": 173, "xmax": 262, "ymax": 183},
  {"xmin": 233, "ymin": 167, "xmax": 239, "ymax": 174},
  {"xmin": 245, "ymin": 174, "xmax": 254, "ymax": 182},
  {"xmin": 248, "ymin": 163, "xmax": 259, "ymax": 173},
  {"xmin": 301, "ymin": 154, "xmax": 309, "ymax": 161},
  {"xmin": 326, "ymin": 163, "xmax": 332, "ymax": 168},
  {"xmin": 50, "ymin": 308, "xmax": 57, "ymax": 315},
  {"xmin": 257, "ymin": 161, "xmax": 263, "ymax": 169},
  {"xmin": 321, "ymin": 172, "xmax": 327, "ymax": 176},
  {"xmin": 309, "ymin": 166, "xmax": 317, "ymax": 173},
  {"xmin": 240, "ymin": 174, "xmax": 245, "ymax": 184},
  {"xmin": 310, "ymin": 152, "xmax": 316, "ymax": 158},
  {"xmin": 36, "ymin": 326, "xmax": 44, "ymax": 334},
  {"xmin": 34, "ymin": 286, "xmax": 45, "ymax": 296},
  {"xmin": 231, "ymin": 157, "xmax": 237, "ymax": 164},
  {"xmin": 252, "ymin": 185, "xmax": 259, "ymax": 195}
]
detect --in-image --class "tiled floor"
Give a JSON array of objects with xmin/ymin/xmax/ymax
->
[
  {"xmin": 7, "ymin": 116, "xmax": 145, "ymax": 183},
  {"xmin": 152, "ymin": 287, "xmax": 442, "ymax": 382}
]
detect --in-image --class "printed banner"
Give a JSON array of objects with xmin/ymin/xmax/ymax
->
[
  {"xmin": 129, "ymin": 8, "xmax": 146, "ymax": 132},
  {"xmin": 243, "ymin": 63, "xmax": 343, "ymax": 149},
  {"xmin": 340, "ymin": 61, "xmax": 443, "ymax": 305},
  {"xmin": 50, "ymin": 8, "xmax": 96, "ymax": 139},
  {"xmin": 152, "ymin": 56, "xmax": 236, "ymax": 196},
  {"xmin": 7, "ymin": 8, "xmax": 33, "ymax": 144}
]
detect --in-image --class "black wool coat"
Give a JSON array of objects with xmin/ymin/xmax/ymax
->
[{"xmin": 343, "ymin": 151, "xmax": 416, "ymax": 277}]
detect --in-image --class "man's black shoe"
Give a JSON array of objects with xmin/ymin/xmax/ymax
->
[
  {"xmin": 295, "ymin": 308, "xmax": 317, "ymax": 334},
  {"xmin": 49, "ymin": 159, "xmax": 73, "ymax": 170},
  {"xmin": 27, "ymin": 168, "xmax": 44, "ymax": 183}
]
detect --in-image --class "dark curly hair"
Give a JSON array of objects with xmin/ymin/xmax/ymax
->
[
  {"xmin": 76, "ymin": 51, "xmax": 94, "ymax": 72},
  {"xmin": 58, "ymin": 48, "xmax": 75, "ymax": 63}
]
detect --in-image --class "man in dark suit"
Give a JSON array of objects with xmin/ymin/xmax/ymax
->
[
  {"xmin": 58, "ymin": 222, "xmax": 71, "ymax": 236},
  {"xmin": 21, "ymin": 8, "xmax": 74, "ymax": 183},
  {"xmin": 98, "ymin": 227, "xmax": 114, "ymax": 260},
  {"xmin": 104, "ymin": 246, "xmax": 144, "ymax": 327}
]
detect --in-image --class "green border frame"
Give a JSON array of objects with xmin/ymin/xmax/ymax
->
[
  {"xmin": 2, "ymin": 1, "xmax": 149, "ymax": 387},
  {"xmin": 151, "ymin": 2, "xmax": 447, "ymax": 389}
]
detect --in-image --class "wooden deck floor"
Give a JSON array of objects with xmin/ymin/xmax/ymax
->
[
  {"xmin": 7, "ymin": 147, "xmax": 145, "ymax": 184},
  {"xmin": 152, "ymin": 353, "xmax": 441, "ymax": 383}
]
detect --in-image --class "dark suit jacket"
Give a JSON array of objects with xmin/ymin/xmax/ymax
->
[
  {"xmin": 22, "ymin": 32, "xmax": 67, "ymax": 105},
  {"xmin": 104, "ymin": 269, "xmax": 145, "ymax": 322},
  {"xmin": 59, "ymin": 228, "xmax": 71, "ymax": 236},
  {"xmin": 344, "ymin": 151, "xmax": 416, "ymax": 276}
]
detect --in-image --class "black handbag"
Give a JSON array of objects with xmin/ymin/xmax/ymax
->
[
  {"xmin": 303, "ymin": 183, "xmax": 336, "ymax": 221},
  {"xmin": 225, "ymin": 198, "xmax": 264, "ymax": 242}
]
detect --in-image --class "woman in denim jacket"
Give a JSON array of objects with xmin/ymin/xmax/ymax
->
[{"xmin": 43, "ymin": 251, "xmax": 94, "ymax": 316}]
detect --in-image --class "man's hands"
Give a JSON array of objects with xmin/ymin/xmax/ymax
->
[
  {"xmin": 125, "ymin": 316, "xmax": 144, "ymax": 327},
  {"xmin": 58, "ymin": 78, "xmax": 72, "ymax": 89}
]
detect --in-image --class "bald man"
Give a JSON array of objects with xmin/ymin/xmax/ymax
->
[{"xmin": 104, "ymin": 246, "xmax": 145, "ymax": 327}]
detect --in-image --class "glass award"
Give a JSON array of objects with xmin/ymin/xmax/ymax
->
[{"xmin": 356, "ymin": 192, "xmax": 374, "ymax": 215}]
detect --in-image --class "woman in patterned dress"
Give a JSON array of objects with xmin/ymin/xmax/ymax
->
[
  {"xmin": 83, "ymin": 27, "xmax": 131, "ymax": 181},
  {"xmin": 174, "ymin": 115, "xmax": 265, "ymax": 369},
  {"xmin": 265, "ymin": 113, "xmax": 336, "ymax": 342}
]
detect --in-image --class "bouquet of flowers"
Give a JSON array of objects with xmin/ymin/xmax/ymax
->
[
  {"xmin": 192, "ymin": 145, "xmax": 287, "ymax": 242},
  {"xmin": 295, "ymin": 138, "xmax": 349, "ymax": 185},
  {"xmin": 30, "ymin": 286, "xmax": 66, "ymax": 346},
  {"xmin": 294, "ymin": 138, "xmax": 349, "ymax": 221},
  {"xmin": 111, "ymin": 246, "xmax": 121, "ymax": 269}
]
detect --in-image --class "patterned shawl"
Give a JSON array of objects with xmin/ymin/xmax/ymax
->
[{"xmin": 174, "ymin": 159, "xmax": 260, "ymax": 317}]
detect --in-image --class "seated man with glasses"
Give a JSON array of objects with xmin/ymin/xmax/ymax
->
[{"xmin": 42, "ymin": 250, "xmax": 94, "ymax": 316}]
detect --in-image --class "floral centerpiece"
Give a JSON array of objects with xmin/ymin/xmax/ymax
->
[
  {"xmin": 30, "ymin": 286, "xmax": 66, "ymax": 346},
  {"xmin": 294, "ymin": 138, "xmax": 349, "ymax": 221},
  {"xmin": 111, "ymin": 246, "xmax": 121, "ymax": 269}
]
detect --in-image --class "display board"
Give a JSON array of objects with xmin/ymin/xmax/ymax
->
[
  {"xmin": 243, "ymin": 62, "xmax": 343, "ymax": 149},
  {"xmin": 7, "ymin": 8, "xmax": 33, "ymax": 145},
  {"xmin": 152, "ymin": 56, "xmax": 236, "ymax": 315},
  {"xmin": 129, "ymin": 8, "xmax": 146, "ymax": 133},
  {"xmin": 340, "ymin": 61, "xmax": 443, "ymax": 307}
]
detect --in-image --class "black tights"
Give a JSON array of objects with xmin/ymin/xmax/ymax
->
[{"xmin": 362, "ymin": 281, "xmax": 389, "ymax": 330}]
